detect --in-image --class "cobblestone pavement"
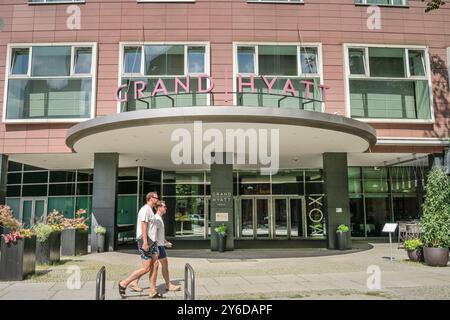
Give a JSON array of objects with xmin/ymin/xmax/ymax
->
[{"xmin": 0, "ymin": 243, "xmax": 449, "ymax": 300}]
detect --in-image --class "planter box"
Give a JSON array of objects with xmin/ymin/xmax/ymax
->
[
  {"xmin": 336, "ymin": 231, "xmax": 352, "ymax": 250},
  {"xmin": 424, "ymin": 247, "xmax": 449, "ymax": 267},
  {"xmin": 36, "ymin": 232, "xmax": 61, "ymax": 265},
  {"xmin": 0, "ymin": 236, "xmax": 36, "ymax": 281},
  {"xmin": 407, "ymin": 248, "xmax": 424, "ymax": 262},
  {"xmin": 61, "ymin": 229, "xmax": 88, "ymax": 256}
]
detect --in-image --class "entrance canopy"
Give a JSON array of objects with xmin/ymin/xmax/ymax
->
[{"xmin": 64, "ymin": 107, "xmax": 377, "ymax": 170}]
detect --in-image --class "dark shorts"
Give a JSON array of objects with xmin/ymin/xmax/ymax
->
[
  {"xmin": 158, "ymin": 246, "xmax": 167, "ymax": 260},
  {"xmin": 137, "ymin": 240, "xmax": 158, "ymax": 260}
]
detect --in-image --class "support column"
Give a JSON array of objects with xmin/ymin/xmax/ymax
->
[
  {"xmin": 323, "ymin": 153, "xmax": 351, "ymax": 250},
  {"xmin": 0, "ymin": 155, "xmax": 8, "ymax": 205},
  {"xmin": 92, "ymin": 153, "xmax": 119, "ymax": 252},
  {"xmin": 210, "ymin": 153, "xmax": 234, "ymax": 251}
]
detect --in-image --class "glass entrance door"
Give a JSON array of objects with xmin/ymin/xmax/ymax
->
[
  {"xmin": 20, "ymin": 198, "xmax": 47, "ymax": 227},
  {"xmin": 273, "ymin": 197, "xmax": 305, "ymax": 238},
  {"xmin": 239, "ymin": 197, "xmax": 270, "ymax": 239}
]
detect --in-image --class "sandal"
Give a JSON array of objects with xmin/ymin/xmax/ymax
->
[
  {"xmin": 166, "ymin": 284, "xmax": 181, "ymax": 291},
  {"xmin": 149, "ymin": 292, "xmax": 164, "ymax": 299},
  {"xmin": 129, "ymin": 284, "xmax": 143, "ymax": 292},
  {"xmin": 118, "ymin": 282, "xmax": 127, "ymax": 298}
]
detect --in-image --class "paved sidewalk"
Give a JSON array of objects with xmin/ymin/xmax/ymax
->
[{"xmin": 0, "ymin": 243, "xmax": 449, "ymax": 300}]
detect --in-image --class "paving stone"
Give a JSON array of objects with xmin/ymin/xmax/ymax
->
[
  {"xmin": 214, "ymin": 276, "xmax": 250, "ymax": 285},
  {"xmin": 242, "ymin": 275, "xmax": 277, "ymax": 284},
  {"xmin": 4, "ymin": 282, "xmax": 56, "ymax": 292},
  {"xmin": 1, "ymin": 290, "xmax": 56, "ymax": 300}
]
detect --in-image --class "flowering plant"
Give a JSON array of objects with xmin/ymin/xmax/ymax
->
[
  {"xmin": 46, "ymin": 210, "xmax": 65, "ymax": 232},
  {"xmin": 0, "ymin": 205, "xmax": 34, "ymax": 244},
  {"xmin": 63, "ymin": 209, "xmax": 89, "ymax": 231}
]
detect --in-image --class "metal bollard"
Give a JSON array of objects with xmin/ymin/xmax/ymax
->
[
  {"xmin": 96, "ymin": 266, "xmax": 106, "ymax": 300},
  {"xmin": 184, "ymin": 263, "xmax": 195, "ymax": 300}
]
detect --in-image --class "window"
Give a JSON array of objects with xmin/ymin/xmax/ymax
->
[
  {"xmin": 345, "ymin": 45, "xmax": 432, "ymax": 120},
  {"xmin": 29, "ymin": 0, "xmax": 85, "ymax": 3},
  {"xmin": 120, "ymin": 43, "xmax": 210, "ymax": 111},
  {"xmin": 5, "ymin": 43, "xmax": 96, "ymax": 122},
  {"xmin": 354, "ymin": 0, "xmax": 408, "ymax": 6},
  {"xmin": 235, "ymin": 44, "xmax": 322, "ymax": 111}
]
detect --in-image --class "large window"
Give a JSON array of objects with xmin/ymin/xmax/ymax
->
[
  {"xmin": 234, "ymin": 44, "xmax": 322, "ymax": 111},
  {"xmin": 345, "ymin": 45, "xmax": 432, "ymax": 121},
  {"xmin": 120, "ymin": 43, "xmax": 210, "ymax": 111},
  {"xmin": 4, "ymin": 44, "xmax": 96, "ymax": 122}
]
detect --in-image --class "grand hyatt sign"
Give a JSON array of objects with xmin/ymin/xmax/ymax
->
[{"xmin": 116, "ymin": 75, "xmax": 330, "ymax": 103}]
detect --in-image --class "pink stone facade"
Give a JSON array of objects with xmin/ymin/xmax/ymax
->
[{"xmin": 0, "ymin": 0, "xmax": 449, "ymax": 155}]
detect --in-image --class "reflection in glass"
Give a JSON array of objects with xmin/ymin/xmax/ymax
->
[
  {"xmin": 124, "ymin": 47, "xmax": 142, "ymax": 74},
  {"xmin": 32, "ymin": 46, "xmax": 71, "ymax": 77},
  {"xmin": 144, "ymin": 45, "xmax": 184, "ymax": 75},
  {"xmin": 11, "ymin": 48, "xmax": 29, "ymax": 75},
  {"xmin": 258, "ymin": 45, "xmax": 297, "ymax": 76},
  {"xmin": 188, "ymin": 47, "xmax": 205, "ymax": 74},
  {"xmin": 290, "ymin": 198, "xmax": 303, "ymax": 237},
  {"xmin": 274, "ymin": 198, "xmax": 287, "ymax": 237},
  {"xmin": 256, "ymin": 199, "xmax": 269, "ymax": 238},
  {"xmin": 74, "ymin": 48, "xmax": 92, "ymax": 74},
  {"xmin": 237, "ymin": 47, "xmax": 255, "ymax": 74},
  {"xmin": 240, "ymin": 199, "xmax": 253, "ymax": 238},
  {"xmin": 300, "ymin": 47, "xmax": 318, "ymax": 74}
]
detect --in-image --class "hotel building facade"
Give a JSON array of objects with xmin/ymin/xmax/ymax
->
[{"xmin": 0, "ymin": 0, "xmax": 449, "ymax": 251}]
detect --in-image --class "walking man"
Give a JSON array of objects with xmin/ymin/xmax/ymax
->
[
  {"xmin": 150, "ymin": 200, "xmax": 181, "ymax": 292},
  {"xmin": 118, "ymin": 192, "xmax": 162, "ymax": 298}
]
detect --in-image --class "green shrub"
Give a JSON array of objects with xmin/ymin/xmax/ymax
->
[
  {"xmin": 422, "ymin": 167, "xmax": 450, "ymax": 248},
  {"xmin": 337, "ymin": 224, "xmax": 349, "ymax": 233},
  {"xmin": 404, "ymin": 239, "xmax": 423, "ymax": 251},
  {"xmin": 33, "ymin": 223, "xmax": 54, "ymax": 243},
  {"xmin": 94, "ymin": 226, "xmax": 106, "ymax": 235},
  {"xmin": 214, "ymin": 224, "xmax": 227, "ymax": 236}
]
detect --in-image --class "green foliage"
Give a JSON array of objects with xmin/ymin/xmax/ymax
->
[
  {"xmin": 421, "ymin": 167, "xmax": 450, "ymax": 248},
  {"xmin": 33, "ymin": 223, "xmax": 54, "ymax": 243},
  {"xmin": 422, "ymin": 0, "xmax": 446, "ymax": 12},
  {"xmin": 404, "ymin": 239, "xmax": 423, "ymax": 251},
  {"xmin": 94, "ymin": 226, "xmax": 106, "ymax": 235},
  {"xmin": 337, "ymin": 224, "xmax": 349, "ymax": 233},
  {"xmin": 214, "ymin": 224, "xmax": 227, "ymax": 236}
]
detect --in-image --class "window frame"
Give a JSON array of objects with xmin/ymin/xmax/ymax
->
[
  {"xmin": 343, "ymin": 43, "xmax": 434, "ymax": 123},
  {"xmin": 28, "ymin": 0, "xmax": 85, "ymax": 4},
  {"xmin": 118, "ymin": 41, "xmax": 211, "ymax": 113},
  {"xmin": 3, "ymin": 42, "xmax": 98, "ymax": 124},
  {"xmin": 233, "ymin": 42, "xmax": 324, "ymax": 111},
  {"xmin": 354, "ymin": 0, "xmax": 408, "ymax": 6}
]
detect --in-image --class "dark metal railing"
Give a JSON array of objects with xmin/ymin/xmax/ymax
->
[
  {"xmin": 120, "ymin": 90, "xmax": 323, "ymax": 112},
  {"xmin": 96, "ymin": 266, "xmax": 106, "ymax": 300},
  {"xmin": 184, "ymin": 263, "xmax": 195, "ymax": 300}
]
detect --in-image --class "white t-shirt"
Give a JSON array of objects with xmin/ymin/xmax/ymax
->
[
  {"xmin": 153, "ymin": 213, "xmax": 165, "ymax": 246},
  {"xmin": 136, "ymin": 204, "xmax": 156, "ymax": 241}
]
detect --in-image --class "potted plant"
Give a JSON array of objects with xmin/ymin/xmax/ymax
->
[
  {"xmin": 421, "ymin": 167, "xmax": 450, "ymax": 267},
  {"xmin": 61, "ymin": 209, "xmax": 89, "ymax": 256},
  {"xmin": 214, "ymin": 224, "xmax": 227, "ymax": 253},
  {"xmin": 0, "ymin": 205, "xmax": 36, "ymax": 281},
  {"xmin": 34, "ymin": 210, "xmax": 64, "ymax": 265},
  {"xmin": 94, "ymin": 226, "xmax": 106, "ymax": 253},
  {"xmin": 404, "ymin": 239, "xmax": 424, "ymax": 262},
  {"xmin": 336, "ymin": 224, "xmax": 351, "ymax": 250}
]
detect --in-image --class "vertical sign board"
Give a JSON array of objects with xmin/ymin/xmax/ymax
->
[
  {"xmin": 382, "ymin": 223, "xmax": 398, "ymax": 261},
  {"xmin": 210, "ymin": 157, "xmax": 234, "ymax": 251}
]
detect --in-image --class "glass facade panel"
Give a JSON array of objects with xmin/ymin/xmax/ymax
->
[
  {"xmin": 348, "ymin": 48, "xmax": 366, "ymax": 75},
  {"xmin": 258, "ymin": 45, "xmax": 297, "ymax": 76},
  {"xmin": 74, "ymin": 48, "xmax": 92, "ymax": 74},
  {"xmin": 48, "ymin": 197, "xmax": 75, "ymax": 219},
  {"xmin": 11, "ymin": 48, "xmax": 29, "ymax": 75},
  {"xmin": 365, "ymin": 195, "xmax": 392, "ymax": 236},
  {"xmin": 369, "ymin": 48, "xmax": 406, "ymax": 78},
  {"xmin": 32, "ymin": 46, "xmax": 71, "ymax": 77},
  {"xmin": 124, "ymin": 47, "xmax": 142, "ymax": 74},
  {"xmin": 237, "ymin": 47, "xmax": 255, "ymax": 74},
  {"xmin": 22, "ymin": 184, "xmax": 47, "ymax": 197},
  {"xmin": 300, "ymin": 47, "xmax": 318, "ymax": 74},
  {"xmin": 188, "ymin": 46, "xmax": 205, "ymax": 74},
  {"xmin": 6, "ymin": 78, "xmax": 92, "ymax": 119},
  {"xmin": 144, "ymin": 45, "xmax": 184, "ymax": 76}
]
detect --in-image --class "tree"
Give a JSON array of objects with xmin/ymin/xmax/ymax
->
[
  {"xmin": 422, "ymin": 0, "xmax": 447, "ymax": 12},
  {"xmin": 421, "ymin": 167, "xmax": 450, "ymax": 248}
]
